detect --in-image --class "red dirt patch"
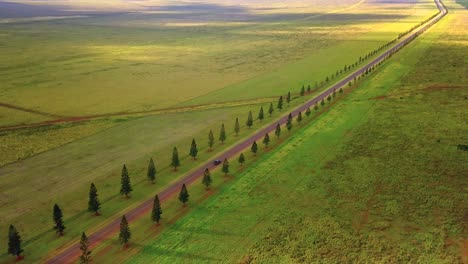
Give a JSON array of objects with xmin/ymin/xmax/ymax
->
[
  {"xmin": 370, "ymin": 95, "xmax": 388, "ymax": 100},
  {"xmin": 353, "ymin": 210, "xmax": 369, "ymax": 234},
  {"xmin": 94, "ymin": 244, "xmax": 113, "ymax": 259},
  {"xmin": 462, "ymin": 239, "xmax": 468, "ymax": 264},
  {"xmin": 422, "ymin": 84, "xmax": 466, "ymax": 91}
]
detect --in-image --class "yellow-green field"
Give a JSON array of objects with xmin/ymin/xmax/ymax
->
[
  {"xmin": 0, "ymin": 0, "xmax": 458, "ymax": 263},
  {"xmin": 0, "ymin": 0, "xmax": 436, "ymax": 123}
]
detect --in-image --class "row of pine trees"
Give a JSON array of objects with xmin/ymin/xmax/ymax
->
[{"xmin": 6, "ymin": 84, "xmax": 337, "ymax": 262}]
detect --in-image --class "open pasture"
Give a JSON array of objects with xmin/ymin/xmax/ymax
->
[{"xmin": 0, "ymin": 0, "xmax": 435, "ymax": 125}]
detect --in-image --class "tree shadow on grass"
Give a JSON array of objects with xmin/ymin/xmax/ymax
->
[{"xmin": 138, "ymin": 245, "xmax": 222, "ymax": 262}]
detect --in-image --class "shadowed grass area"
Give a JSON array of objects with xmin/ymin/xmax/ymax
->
[
  {"xmin": 126, "ymin": 2, "xmax": 467, "ymax": 263},
  {"xmin": 455, "ymin": 0, "xmax": 468, "ymax": 7}
]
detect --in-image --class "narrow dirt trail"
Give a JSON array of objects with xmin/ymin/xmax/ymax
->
[
  {"xmin": 0, "ymin": 102, "xmax": 65, "ymax": 119},
  {"xmin": 0, "ymin": 97, "xmax": 277, "ymax": 131}
]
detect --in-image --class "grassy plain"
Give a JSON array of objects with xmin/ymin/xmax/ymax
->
[
  {"xmin": 0, "ymin": 0, "xmax": 433, "ymax": 175},
  {"xmin": 0, "ymin": 0, "xmax": 436, "ymax": 165},
  {"xmin": 127, "ymin": 1, "xmax": 468, "ymax": 263},
  {"xmin": 0, "ymin": 120, "xmax": 115, "ymax": 167},
  {"xmin": 0, "ymin": 0, "xmax": 450, "ymax": 263},
  {"xmin": 0, "ymin": 0, "xmax": 435, "ymax": 124}
]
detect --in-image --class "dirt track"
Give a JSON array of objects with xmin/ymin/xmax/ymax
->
[
  {"xmin": 0, "ymin": 102, "xmax": 65, "ymax": 119},
  {"xmin": 0, "ymin": 97, "xmax": 276, "ymax": 131},
  {"xmin": 47, "ymin": 0, "xmax": 447, "ymax": 262}
]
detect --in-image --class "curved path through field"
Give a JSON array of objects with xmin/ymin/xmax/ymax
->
[{"xmin": 47, "ymin": 0, "xmax": 447, "ymax": 262}]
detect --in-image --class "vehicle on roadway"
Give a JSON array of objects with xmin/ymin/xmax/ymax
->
[{"xmin": 213, "ymin": 159, "xmax": 222, "ymax": 165}]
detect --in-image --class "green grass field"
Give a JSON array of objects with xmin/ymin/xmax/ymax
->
[
  {"xmin": 125, "ymin": 1, "xmax": 467, "ymax": 263},
  {"xmin": 0, "ymin": 0, "xmax": 461, "ymax": 263}
]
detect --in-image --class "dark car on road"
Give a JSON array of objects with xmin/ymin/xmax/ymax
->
[{"xmin": 213, "ymin": 159, "xmax": 222, "ymax": 165}]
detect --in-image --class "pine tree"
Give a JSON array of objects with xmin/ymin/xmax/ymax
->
[
  {"xmin": 333, "ymin": 90, "xmax": 337, "ymax": 98},
  {"xmin": 327, "ymin": 95, "xmax": 332, "ymax": 102},
  {"xmin": 251, "ymin": 141, "xmax": 258, "ymax": 156},
  {"xmin": 320, "ymin": 99, "xmax": 325, "ymax": 106},
  {"xmin": 297, "ymin": 111, "xmax": 303, "ymax": 124},
  {"xmin": 88, "ymin": 183, "xmax": 101, "ymax": 215},
  {"xmin": 208, "ymin": 129, "xmax": 215, "ymax": 151},
  {"xmin": 300, "ymin": 85, "xmax": 305, "ymax": 96},
  {"xmin": 263, "ymin": 133, "xmax": 270, "ymax": 148},
  {"xmin": 171, "ymin": 147, "xmax": 180, "ymax": 171},
  {"xmin": 268, "ymin": 102, "xmax": 274, "ymax": 116},
  {"xmin": 238, "ymin": 153, "xmax": 245, "ymax": 167},
  {"xmin": 202, "ymin": 168, "xmax": 212, "ymax": 190},
  {"xmin": 234, "ymin": 118, "xmax": 240, "ymax": 136},
  {"xmin": 287, "ymin": 92, "xmax": 291, "ymax": 104},
  {"xmin": 307, "ymin": 85, "xmax": 311, "ymax": 93},
  {"xmin": 219, "ymin": 123, "xmax": 226, "ymax": 144},
  {"xmin": 246, "ymin": 111, "xmax": 253, "ymax": 128},
  {"xmin": 8, "ymin": 225, "xmax": 23, "ymax": 260},
  {"xmin": 258, "ymin": 106, "xmax": 264, "ymax": 121},
  {"xmin": 119, "ymin": 215, "xmax": 131, "ymax": 247},
  {"xmin": 52, "ymin": 204, "xmax": 65, "ymax": 236},
  {"xmin": 151, "ymin": 195, "xmax": 162, "ymax": 225},
  {"xmin": 305, "ymin": 107, "xmax": 311, "ymax": 117},
  {"xmin": 189, "ymin": 139, "xmax": 198, "ymax": 160},
  {"xmin": 120, "ymin": 164, "xmax": 132, "ymax": 198},
  {"xmin": 147, "ymin": 158, "xmax": 156, "ymax": 184},
  {"xmin": 339, "ymin": 88, "xmax": 344, "ymax": 94},
  {"xmin": 79, "ymin": 232, "xmax": 92, "ymax": 264},
  {"xmin": 222, "ymin": 158, "xmax": 230, "ymax": 176},
  {"xmin": 275, "ymin": 123, "xmax": 281, "ymax": 138},
  {"xmin": 178, "ymin": 184, "xmax": 189, "ymax": 206},
  {"xmin": 286, "ymin": 113, "xmax": 293, "ymax": 131},
  {"xmin": 277, "ymin": 96, "xmax": 283, "ymax": 110}
]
